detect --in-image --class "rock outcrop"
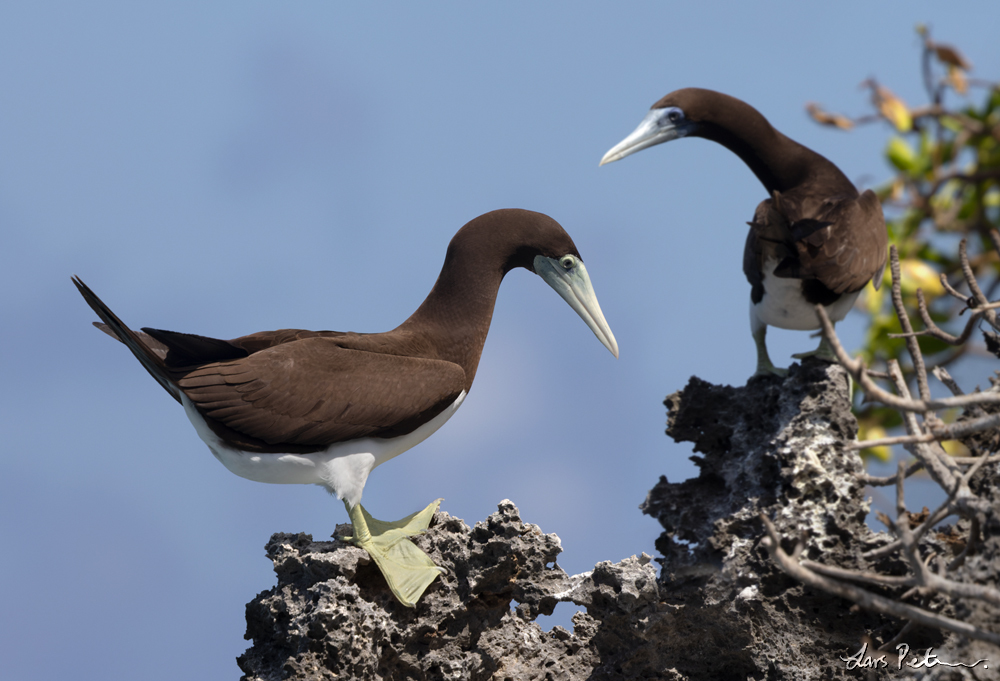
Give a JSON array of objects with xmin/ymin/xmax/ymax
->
[
  {"xmin": 240, "ymin": 360, "xmax": 995, "ymax": 680},
  {"xmin": 239, "ymin": 501, "xmax": 657, "ymax": 680}
]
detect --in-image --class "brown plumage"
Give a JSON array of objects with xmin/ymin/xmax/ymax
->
[
  {"xmin": 601, "ymin": 87, "xmax": 888, "ymax": 374},
  {"xmin": 75, "ymin": 208, "xmax": 617, "ymax": 458},
  {"xmin": 75, "ymin": 207, "xmax": 619, "ymax": 608}
]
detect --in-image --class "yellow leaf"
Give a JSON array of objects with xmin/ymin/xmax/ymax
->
[
  {"xmin": 881, "ymin": 97, "xmax": 912, "ymax": 132},
  {"xmin": 899, "ymin": 259, "xmax": 944, "ymax": 297},
  {"xmin": 947, "ymin": 66, "xmax": 968, "ymax": 95},
  {"xmin": 858, "ymin": 424, "xmax": 892, "ymax": 461},
  {"xmin": 941, "ymin": 440, "xmax": 970, "ymax": 457},
  {"xmin": 868, "ymin": 83, "xmax": 912, "ymax": 132},
  {"xmin": 861, "ymin": 285, "xmax": 884, "ymax": 315}
]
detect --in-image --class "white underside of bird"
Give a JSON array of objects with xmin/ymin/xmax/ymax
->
[
  {"xmin": 752, "ymin": 258, "xmax": 859, "ymax": 331},
  {"xmin": 181, "ymin": 391, "xmax": 468, "ymax": 509}
]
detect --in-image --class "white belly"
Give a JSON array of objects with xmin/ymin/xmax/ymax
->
[
  {"xmin": 180, "ymin": 391, "xmax": 467, "ymax": 508},
  {"xmin": 752, "ymin": 259, "xmax": 859, "ymax": 330}
]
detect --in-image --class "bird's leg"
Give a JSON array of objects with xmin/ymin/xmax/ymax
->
[
  {"xmin": 342, "ymin": 498, "xmax": 444, "ymax": 608},
  {"xmin": 791, "ymin": 329, "xmax": 838, "ymax": 362},
  {"xmin": 751, "ymin": 309, "xmax": 787, "ymax": 377}
]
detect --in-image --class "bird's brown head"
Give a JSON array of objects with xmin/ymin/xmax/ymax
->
[{"xmin": 446, "ymin": 209, "xmax": 617, "ymax": 358}]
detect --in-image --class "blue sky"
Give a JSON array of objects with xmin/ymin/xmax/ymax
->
[{"xmin": 1, "ymin": 2, "xmax": 996, "ymax": 678}]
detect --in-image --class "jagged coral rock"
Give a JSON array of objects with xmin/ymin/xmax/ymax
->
[
  {"xmin": 640, "ymin": 359, "xmax": 909, "ymax": 680},
  {"xmin": 242, "ymin": 359, "xmax": 985, "ymax": 680},
  {"xmin": 239, "ymin": 500, "xmax": 659, "ymax": 680}
]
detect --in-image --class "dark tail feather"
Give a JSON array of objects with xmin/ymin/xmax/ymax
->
[
  {"xmin": 93, "ymin": 323, "xmax": 171, "ymax": 360},
  {"xmin": 72, "ymin": 276, "xmax": 182, "ymax": 404}
]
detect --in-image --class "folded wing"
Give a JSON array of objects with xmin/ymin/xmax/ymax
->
[{"xmin": 177, "ymin": 337, "xmax": 467, "ymax": 448}]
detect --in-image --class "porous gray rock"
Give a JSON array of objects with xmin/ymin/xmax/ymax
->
[
  {"xmin": 240, "ymin": 358, "xmax": 994, "ymax": 679},
  {"xmin": 640, "ymin": 359, "xmax": 911, "ymax": 679},
  {"xmin": 238, "ymin": 500, "xmax": 659, "ymax": 680}
]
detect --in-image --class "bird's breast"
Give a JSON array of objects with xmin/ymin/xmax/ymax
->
[{"xmin": 752, "ymin": 258, "xmax": 858, "ymax": 330}]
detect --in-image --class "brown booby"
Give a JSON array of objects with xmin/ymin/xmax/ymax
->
[
  {"xmin": 74, "ymin": 208, "xmax": 618, "ymax": 607},
  {"xmin": 600, "ymin": 88, "xmax": 887, "ymax": 375}
]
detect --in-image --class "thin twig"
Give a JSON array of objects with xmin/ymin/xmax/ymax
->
[
  {"xmin": 760, "ymin": 514, "xmax": 1000, "ymax": 646},
  {"xmin": 864, "ymin": 496, "xmax": 957, "ymax": 560},
  {"xmin": 848, "ymin": 413, "xmax": 1000, "ymax": 449},
  {"xmin": 940, "ymin": 273, "xmax": 972, "ymax": 304},
  {"xmin": 952, "ymin": 455, "xmax": 1000, "ymax": 464},
  {"xmin": 932, "ymin": 366, "xmax": 965, "ymax": 398},
  {"xmin": 860, "ymin": 460, "xmax": 925, "ymax": 487},
  {"xmin": 896, "ymin": 288, "xmax": 985, "ymax": 345},
  {"xmin": 888, "ymin": 360, "xmax": 959, "ymax": 492},
  {"xmin": 818, "ymin": 306, "xmax": 1000, "ymax": 410},
  {"xmin": 851, "ymin": 433, "xmax": 932, "ymax": 450},
  {"xmin": 889, "ymin": 246, "xmax": 932, "ymax": 403},
  {"xmin": 867, "ymin": 445, "xmax": 997, "ymax": 560},
  {"xmin": 880, "ymin": 621, "xmax": 918, "ymax": 652},
  {"xmin": 961, "ymin": 239, "xmax": 991, "ymax": 310},
  {"xmin": 932, "ymin": 412, "xmax": 1000, "ymax": 441},
  {"xmin": 947, "ymin": 515, "xmax": 980, "ymax": 572},
  {"xmin": 895, "ymin": 462, "xmax": 934, "ymax": 586},
  {"xmin": 800, "ymin": 560, "xmax": 917, "ymax": 587}
]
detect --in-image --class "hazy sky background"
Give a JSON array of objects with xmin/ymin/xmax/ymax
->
[{"xmin": 1, "ymin": 2, "xmax": 996, "ymax": 678}]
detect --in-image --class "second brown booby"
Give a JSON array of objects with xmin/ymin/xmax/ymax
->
[
  {"xmin": 74, "ymin": 208, "xmax": 618, "ymax": 607},
  {"xmin": 601, "ymin": 88, "xmax": 888, "ymax": 375}
]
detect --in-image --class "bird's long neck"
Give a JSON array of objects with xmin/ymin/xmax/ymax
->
[
  {"xmin": 393, "ymin": 240, "xmax": 508, "ymax": 390},
  {"xmin": 695, "ymin": 94, "xmax": 850, "ymax": 196}
]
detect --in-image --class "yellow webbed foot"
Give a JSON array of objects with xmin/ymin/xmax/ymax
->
[{"xmin": 345, "ymin": 499, "xmax": 444, "ymax": 607}]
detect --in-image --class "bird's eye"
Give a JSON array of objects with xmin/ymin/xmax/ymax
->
[
  {"xmin": 560, "ymin": 255, "xmax": 576, "ymax": 270},
  {"xmin": 667, "ymin": 109, "xmax": 683, "ymax": 124}
]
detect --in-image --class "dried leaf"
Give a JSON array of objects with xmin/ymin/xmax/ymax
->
[
  {"xmin": 946, "ymin": 65, "xmax": 968, "ymax": 95},
  {"xmin": 806, "ymin": 102, "xmax": 853, "ymax": 130},
  {"xmin": 907, "ymin": 507, "xmax": 930, "ymax": 528},
  {"xmin": 890, "ymin": 177, "xmax": 905, "ymax": 202},
  {"xmin": 934, "ymin": 44, "xmax": 972, "ymax": 71}
]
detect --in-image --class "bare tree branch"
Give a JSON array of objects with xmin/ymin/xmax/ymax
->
[{"xmin": 760, "ymin": 514, "xmax": 1000, "ymax": 646}]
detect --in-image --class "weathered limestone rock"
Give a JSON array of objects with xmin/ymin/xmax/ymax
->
[
  {"xmin": 239, "ymin": 501, "xmax": 658, "ymax": 680},
  {"xmin": 641, "ymin": 359, "xmax": 906, "ymax": 679},
  {"xmin": 240, "ymin": 359, "xmax": 995, "ymax": 679}
]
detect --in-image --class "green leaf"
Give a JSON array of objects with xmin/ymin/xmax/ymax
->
[
  {"xmin": 939, "ymin": 115, "xmax": 963, "ymax": 133},
  {"xmin": 886, "ymin": 136, "xmax": 918, "ymax": 172}
]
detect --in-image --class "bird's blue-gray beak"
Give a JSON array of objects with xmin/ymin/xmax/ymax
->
[
  {"xmin": 534, "ymin": 254, "xmax": 619, "ymax": 358},
  {"xmin": 600, "ymin": 108, "xmax": 689, "ymax": 166}
]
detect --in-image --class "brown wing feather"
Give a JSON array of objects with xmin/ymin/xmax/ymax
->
[
  {"xmin": 177, "ymin": 337, "xmax": 466, "ymax": 447},
  {"xmin": 227, "ymin": 328, "xmax": 350, "ymax": 354},
  {"xmin": 751, "ymin": 189, "xmax": 887, "ymax": 295},
  {"xmin": 790, "ymin": 189, "xmax": 887, "ymax": 293}
]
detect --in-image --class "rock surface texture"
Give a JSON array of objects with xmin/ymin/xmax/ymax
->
[{"xmin": 240, "ymin": 359, "xmax": 994, "ymax": 680}]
